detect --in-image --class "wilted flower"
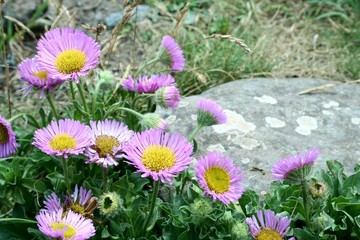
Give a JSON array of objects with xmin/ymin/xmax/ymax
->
[
  {"xmin": 309, "ymin": 180, "xmax": 328, "ymax": 198},
  {"xmin": 36, "ymin": 209, "xmax": 95, "ymax": 240},
  {"xmin": 37, "ymin": 27, "xmax": 100, "ymax": 83},
  {"xmin": 161, "ymin": 35, "xmax": 185, "ymax": 72},
  {"xmin": 122, "ymin": 74, "xmax": 175, "ymax": 93},
  {"xmin": 33, "ymin": 119, "xmax": 91, "ymax": 159},
  {"xmin": 155, "ymin": 86, "xmax": 181, "ymax": 109},
  {"xmin": 197, "ymin": 98, "xmax": 227, "ymax": 126},
  {"xmin": 0, "ymin": 114, "xmax": 18, "ymax": 158},
  {"xmin": 42, "ymin": 185, "xmax": 98, "ymax": 219},
  {"xmin": 18, "ymin": 57, "xmax": 64, "ymax": 98},
  {"xmin": 245, "ymin": 209, "xmax": 292, "ymax": 240},
  {"xmin": 272, "ymin": 149, "xmax": 320, "ymax": 182},
  {"xmin": 139, "ymin": 113, "xmax": 167, "ymax": 130},
  {"xmin": 86, "ymin": 119, "xmax": 134, "ymax": 168},
  {"xmin": 195, "ymin": 152, "xmax": 245, "ymax": 205},
  {"xmin": 124, "ymin": 129, "xmax": 193, "ymax": 184},
  {"xmin": 98, "ymin": 192, "xmax": 123, "ymax": 217}
]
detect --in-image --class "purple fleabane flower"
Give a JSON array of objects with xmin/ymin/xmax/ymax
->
[
  {"xmin": 36, "ymin": 209, "xmax": 95, "ymax": 240},
  {"xmin": 33, "ymin": 119, "xmax": 91, "ymax": 159},
  {"xmin": 195, "ymin": 152, "xmax": 245, "ymax": 205},
  {"xmin": 85, "ymin": 119, "xmax": 134, "ymax": 168},
  {"xmin": 272, "ymin": 149, "xmax": 320, "ymax": 182},
  {"xmin": 123, "ymin": 129, "xmax": 193, "ymax": 184},
  {"xmin": 42, "ymin": 185, "xmax": 98, "ymax": 219},
  {"xmin": 155, "ymin": 85, "xmax": 181, "ymax": 109},
  {"xmin": 161, "ymin": 35, "xmax": 185, "ymax": 72},
  {"xmin": 197, "ymin": 98, "xmax": 227, "ymax": 126},
  {"xmin": 245, "ymin": 209, "xmax": 293, "ymax": 240},
  {"xmin": 37, "ymin": 27, "xmax": 100, "ymax": 83},
  {"xmin": 122, "ymin": 74, "xmax": 175, "ymax": 93},
  {"xmin": 0, "ymin": 114, "xmax": 18, "ymax": 158},
  {"xmin": 17, "ymin": 57, "xmax": 64, "ymax": 98}
]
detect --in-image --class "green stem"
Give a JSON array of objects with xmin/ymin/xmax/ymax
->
[
  {"xmin": 69, "ymin": 81, "xmax": 76, "ymax": 100},
  {"xmin": 301, "ymin": 180, "xmax": 310, "ymax": 227},
  {"xmin": 188, "ymin": 124, "xmax": 203, "ymax": 142},
  {"xmin": 92, "ymin": 80, "xmax": 106, "ymax": 115},
  {"xmin": 143, "ymin": 181, "xmax": 160, "ymax": 235},
  {"xmin": 62, "ymin": 158, "xmax": 71, "ymax": 193},
  {"xmin": 45, "ymin": 91, "xmax": 59, "ymax": 121},
  {"xmin": 102, "ymin": 167, "xmax": 108, "ymax": 192},
  {"xmin": 0, "ymin": 218, "xmax": 37, "ymax": 224},
  {"xmin": 118, "ymin": 106, "xmax": 144, "ymax": 119},
  {"xmin": 76, "ymin": 81, "xmax": 89, "ymax": 114},
  {"xmin": 134, "ymin": 57, "xmax": 161, "ymax": 78}
]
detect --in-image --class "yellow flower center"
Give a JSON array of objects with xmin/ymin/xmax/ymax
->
[
  {"xmin": 55, "ymin": 49, "xmax": 86, "ymax": 74},
  {"xmin": 205, "ymin": 167, "xmax": 230, "ymax": 194},
  {"xmin": 49, "ymin": 133, "xmax": 77, "ymax": 151},
  {"xmin": 33, "ymin": 70, "xmax": 48, "ymax": 82},
  {"xmin": 142, "ymin": 145, "xmax": 176, "ymax": 172},
  {"xmin": 69, "ymin": 203, "xmax": 86, "ymax": 216},
  {"xmin": 0, "ymin": 123, "xmax": 9, "ymax": 144},
  {"xmin": 256, "ymin": 228, "xmax": 282, "ymax": 240},
  {"xmin": 51, "ymin": 222, "xmax": 76, "ymax": 239},
  {"xmin": 94, "ymin": 135, "xmax": 119, "ymax": 157}
]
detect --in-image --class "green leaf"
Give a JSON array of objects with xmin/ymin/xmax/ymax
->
[
  {"xmin": 342, "ymin": 171, "xmax": 360, "ymax": 196},
  {"xmin": 293, "ymin": 228, "xmax": 319, "ymax": 240},
  {"xmin": 0, "ymin": 218, "xmax": 37, "ymax": 224}
]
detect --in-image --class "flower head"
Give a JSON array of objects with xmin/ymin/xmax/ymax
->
[
  {"xmin": 245, "ymin": 209, "xmax": 292, "ymax": 240},
  {"xmin": 197, "ymin": 98, "xmax": 227, "ymax": 126},
  {"xmin": 17, "ymin": 57, "xmax": 64, "ymax": 98},
  {"xmin": 64, "ymin": 185, "xmax": 98, "ymax": 219},
  {"xmin": 155, "ymin": 86, "xmax": 181, "ymax": 109},
  {"xmin": 161, "ymin": 35, "xmax": 185, "ymax": 72},
  {"xmin": 122, "ymin": 74, "xmax": 175, "ymax": 93},
  {"xmin": 139, "ymin": 113, "xmax": 167, "ymax": 130},
  {"xmin": 33, "ymin": 119, "xmax": 91, "ymax": 159},
  {"xmin": 195, "ymin": 152, "xmax": 245, "ymax": 205},
  {"xmin": 37, "ymin": 27, "xmax": 100, "ymax": 83},
  {"xmin": 36, "ymin": 209, "xmax": 95, "ymax": 240},
  {"xmin": 85, "ymin": 119, "xmax": 134, "ymax": 168},
  {"xmin": 272, "ymin": 149, "xmax": 320, "ymax": 182},
  {"xmin": 42, "ymin": 185, "xmax": 97, "ymax": 219},
  {"xmin": 0, "ymin": 115, "xmax": 18, "ymax": 158},
  {"xmin": 309, "ymin": 180, "xmax": 328, "ymax": 198},
  {"xmin": 98, "ymin": 192, "xmax": 123, "ymax": 217},
  {"xmin": 124, "ymin": 129, "xmax": 193, "ymax": 184}
]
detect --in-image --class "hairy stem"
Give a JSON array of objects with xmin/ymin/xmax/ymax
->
[
  {"xmin": 143, "ymin": 181, "xmax": 160, "ymax": 235},
  {"xmin": 45, "ymin": 91, "xmax": 59, "ymax": 121}
]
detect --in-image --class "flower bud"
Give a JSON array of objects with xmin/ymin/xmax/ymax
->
[
  {"xmin": 139, "ymin": 113, "xmax": 167, "ymax": 130},
  {"xmin": 98, "ymin": 192, "xmax": 123, "ymax": 217}
]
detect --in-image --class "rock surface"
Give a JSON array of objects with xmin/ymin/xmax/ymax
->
[{"xmin": 157, "ymin": 78, "xmax": 360, "ymax": 194}]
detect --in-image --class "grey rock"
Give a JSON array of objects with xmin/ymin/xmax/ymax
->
[
  {"xmin": 157, "ymin": 78, "xmax": 360, "ymax": 194},
  {"xmin": 104, "ymin": 12, "xmax": 123, "ymax": 28}
]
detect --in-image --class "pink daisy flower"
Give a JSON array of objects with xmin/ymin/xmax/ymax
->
[
  {"xmin": 161, "ymin": 35, "xmax": 185, "ymax": 72},
  {"xmin": 122, "ymin": 74, "xmax": 175, "ymax": 93},
  {"xmin": 155, "ymin": 85, "xmax": 181, "ymax": 109},
  {"xmin": 123, "ymin": 129, "xmax": 193, "ymax": 184},
  {"xmin": 33, "ymin": 119, "xmax": 91, "ymax": 159},
  {"xmin": 0, "ymin": 114, "xmax": 18, "ymax": 158},
  {"xmin": 37, "ymin": 27, "xmax": 100, "ymax": 83},
  {"xmin": 197, "ymin": 98, "xmax": 227, "ymax": 126},
  {"xmin": 272, "ymin": 149, "xmax": 320, "ymax": 182},
  {"xmin": 245, "ymin": 209, "xmax": 294, "ymax": 240},
  {"xmin": 36, "ymin": 209, "xmax": 95, "ymax": 240},
  {"xmin": 85, "ymin": 119, "xmax": 134, "ymax": 168},
  {"xmin": 195, "ymin": 152, "xmax": 245, "ymax": 205},
  {"xmin": 17, "ymin": 57, "xmax": 64, "ymax": 98}
]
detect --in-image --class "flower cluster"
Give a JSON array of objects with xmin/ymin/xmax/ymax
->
[{"xmin": 7, "ymin": 25, "xmax": 327, "ymax": 239}]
